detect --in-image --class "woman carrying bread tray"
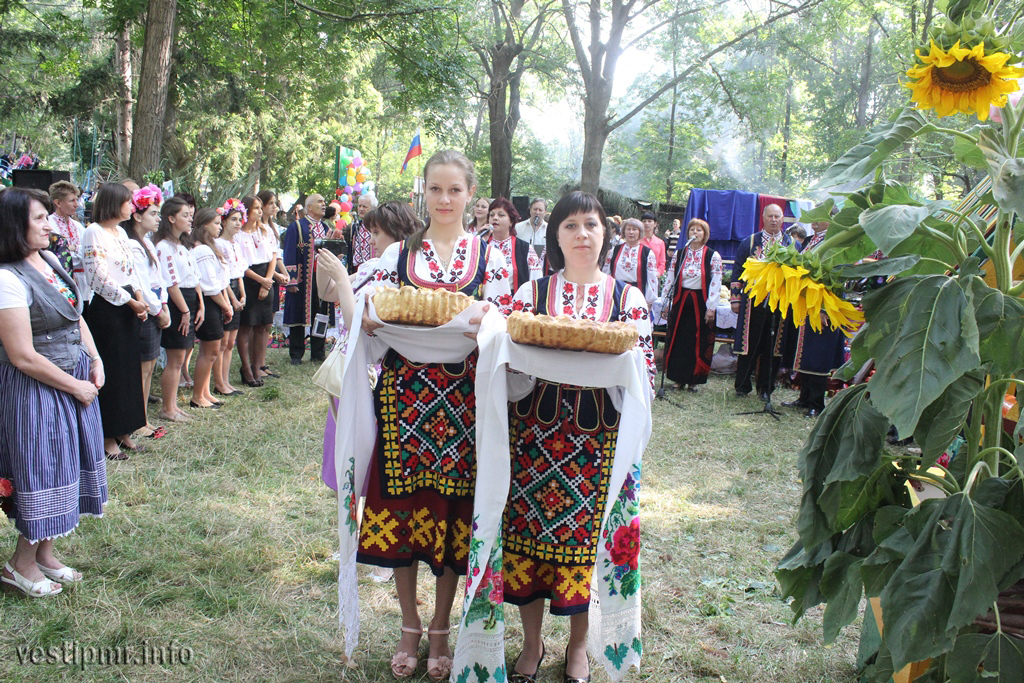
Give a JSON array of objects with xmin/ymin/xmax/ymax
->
[
  {"xmin": 348, "ymin": 150, "xmax": 511, "ymax": 681},
  {"xmin": 455, "ymin": 191, "xmax": 653, "ymax": 683}
]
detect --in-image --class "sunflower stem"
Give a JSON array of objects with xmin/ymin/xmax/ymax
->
[
  {"xmin": 942, "ymin": 207, "xmax": 996, "ymax": 260},
  {"xmin": 931, "ymin": 127, "xmax": 979, "ymax": 145}
]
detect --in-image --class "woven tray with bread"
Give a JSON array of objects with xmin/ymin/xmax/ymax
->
[
  {"xmin": 507, "ymin": 311, "xmax": 637, "ymax": 355},
  {"xmin": 372, "ymin": 285, "xmax": 474, "ymax": 327}
]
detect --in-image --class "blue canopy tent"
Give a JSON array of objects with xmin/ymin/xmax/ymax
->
[{"xmin": 681, "ymin": 189, "xmax": 760, "ymax": 263}]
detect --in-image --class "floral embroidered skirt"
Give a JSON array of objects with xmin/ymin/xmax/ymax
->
[
  {"xmin": 357, "ymin": 350, "xmax": 477, "ymax": 576},
  {"xmin": 502, "ymin": 381, "xmax": 618, "ymax": 615}
]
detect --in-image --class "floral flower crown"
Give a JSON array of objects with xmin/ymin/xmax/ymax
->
[
  {"xmin": 132, "ymin": 184, "xmax": 163, "ymax": 213},
  {"xmin": 217, "ymin": 198, "xmax": 248, "ymax": 225}
]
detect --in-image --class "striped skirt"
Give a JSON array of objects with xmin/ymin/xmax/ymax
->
[{"xmin": 0, "ymin": 353, "xmax": 108, "ymax": 542}]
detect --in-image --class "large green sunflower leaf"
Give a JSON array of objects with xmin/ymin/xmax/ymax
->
[
  {"xmin": 796, "ymin": 384, "xmax": 890, "ymax": 547},
  {"xmin": 913, "ymin": 369, "xmax": 986, "ymax": 464},
  {"xmin": 946, "ymin": 633, "xmax": 1024, "ymax": 683},
  {"xmin": 819, "ymin": 552, "xmax": 864, "ymax": 644},
  {"xmin": 815, "ymin": 109, "xmax": 937, "ymax": 189},
  {"xmin": 881, "ymin": 494, "xmax": 1024, "ymax": 672},
  {"xmin": 860, "ymin": 203, "xmax": 946, "ymax": 254},
  {"xmin": 859, "ymin": 276, "xmax": 980, "ymax": 435},
  {"xmin": 967, "ymin": 276, "xmax": 1024, "ymax": 375}
]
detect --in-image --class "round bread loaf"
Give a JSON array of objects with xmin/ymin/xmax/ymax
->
[
  {"xmin": 373, "ymin": 285, "xmax": 474, "ymax": 326},
  {"xmin": 507, "ymin": 311, "xmax": 637, "ymax": 354}
]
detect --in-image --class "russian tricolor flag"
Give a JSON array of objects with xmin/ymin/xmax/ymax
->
[{"xmin": 401, "ymin": 133, "xmax": 422, "ymax": 174}]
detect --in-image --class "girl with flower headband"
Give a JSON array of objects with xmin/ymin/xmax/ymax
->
[
  {"xmin": 235, "ymin": 195, "xmax": 282, "ymax": 387},
  {"xmin": 153, "ymin": 197, "xmax": 203, "ymax": 423},
  {"xmin": 189, "ymin": 208, "xmax": 232, "ymax": 409},
  {"xmin": 124, "ymin": 184, "xmax": 171, "ymax": 440},
  {"xmin": 213, "ymin": 204, "xmax": 247, "ymax": 397}
]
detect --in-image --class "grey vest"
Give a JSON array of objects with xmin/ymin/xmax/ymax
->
[{"xmin": 0, "ymin": 250, "xmax": 84, "ymax": 373}]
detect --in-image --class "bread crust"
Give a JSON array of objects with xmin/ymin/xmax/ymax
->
[
  {"xmin": 373, "ymin": 285, "xmax": 474, "ymax": 326},
  {"xmin": 507, "ymin": 310, "xmax": 637, "ymax": 354}
]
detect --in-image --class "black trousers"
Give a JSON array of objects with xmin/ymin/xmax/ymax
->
[
  {"xmin": 735, "ymin": 306, "xmax": 781, "ymax": 396},
  {"xmin": 288, "ymin": 279, "xmax": 333, "ymax": 362},
  {"xmin": 798, "ymin": 373, "xmax": 828, "ymax": 412}
]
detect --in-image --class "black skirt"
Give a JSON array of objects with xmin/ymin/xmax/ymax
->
[
  {"xmin": 223, "ymin": 280, "xmax": 242, "ymax": 332},
  {"xmin": 241, "ymin": 262, "xmax": 274, "ymax": 326},
  {"xmin": 196, "ymin": 294, "xmax": 226, "ymax": 342},
  {"xmin": 139, "ymin": 316, "xmax": 162, "ymax": 361},
  {"xmin": 162, "ymin": 288, "xmax": 198, "ymax": 350},
  {"xmin": 83, "ymin": 294, "xmax": 146, "ymax": 438}
]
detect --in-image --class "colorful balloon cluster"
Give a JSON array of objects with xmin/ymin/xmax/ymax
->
[{"xmin": 332, "ymin": 147, "xmax": 376, "ymax": 230}]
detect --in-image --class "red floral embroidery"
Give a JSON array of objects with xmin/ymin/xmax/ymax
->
[
  {"xmin": 610, "ymin": 519, "xmax": 640, "ymax": 570},
  {"xmin": 0, "ymin": 478, "xmax": 13, "ymax": 497}
]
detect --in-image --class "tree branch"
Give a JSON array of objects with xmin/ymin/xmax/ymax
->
[
  {"xmin": 561, "ymin": 0, "xmax": 592, "ymax": 82},
  {"xmin": 622, "ymin": 1, "xmax": 729, "ymax": 52},
  {"xmin": 291, "ymin": 0, "xmax": 443, "ymax": 22},
  {"xmin": 608, "ymin": 0, "xmax": 825, "ymax": 132},
  {"xmin": 710, "ymin": 63, "xmax": 744, "ymax": 121}
]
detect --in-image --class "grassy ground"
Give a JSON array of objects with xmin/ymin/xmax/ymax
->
[{"xmin": 0, "ymin": 349, "xmax": 860, "ymax": 682}]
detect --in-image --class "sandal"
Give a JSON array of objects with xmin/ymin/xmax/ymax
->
[
  {"xmin": 116, "ymin": 440, "xmax": 147, "ymax": 453},
  {"xmin": 37, "ymin": 563, "xmax": 82, "ymax": 583},
  {"xmin": 391, "ymin": 625, "xmax": 422, "ymax": 679},
  {"xmin": 105, "ymin": 451, "xmax": 129, "ymax": 461},
  {"xmin": 260, "ymin": 366, "xmax": 280, "ymax": 378},
  {"xmin": 1, "ymin": 563, "xmax": 62, "ymax": 597},
  {"xmin": 144, "ymin": 426, "xmax": 168, "ymax": 440},
  {"xmin": 426, "ymin": 628, "xmax": 453, "ymax": 681}
]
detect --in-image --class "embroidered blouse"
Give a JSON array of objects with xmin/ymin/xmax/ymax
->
[
  {"xmin": 490, "ymin": 235, "xmax": 542, "ymax": 283},
  {"xmin": 193, "ymin": 244, "xmax": 230, "ymax": 296},
  {"xmin": 603, "ymin": 243, "xmax": 659, "ymax": 305},
  {"xmin": 155, "ymin": 239, "xmax": 199, "ymax": 289},
  {"xmin": 370, "ymin": 234, "xmax": 512, "ymax": 312},
  {"xmin": 665, "ymin": 246, "xmax": 724, "ymax": 311},
  {"xmin": 510, "ymin": 272, "xmax": 655, "ymax": 390},
  {"xmin": 82, "ymin": 223, "xmax": 142, "ymax": 306},
  {"xmin": 128, "ymin": 238, "xmax": 166, "ymax": 315},
  {"xmin": 216, "ymin": 237, "xmax": 247, "ymax": 280},
  {"xmin": 234, "ymin": 228, "xmax": 278, "ymax": 267}
]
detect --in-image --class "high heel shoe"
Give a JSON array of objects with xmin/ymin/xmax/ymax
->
[
  {"xmin": 509, "ymin": 643, "xmax": 545, "ymax": 683},
  {"xmin": 426, "ymin": 628, "xmax": 453, "ymax": 681},
  {"xmin": 391, "ymin": 625, "xmax": 422, "ymax": 679},
  {"xmin": 562, "ymin": 648, "xmax": 590, "ymax": 683}
]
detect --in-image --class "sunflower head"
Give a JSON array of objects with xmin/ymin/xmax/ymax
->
[{"xmin": 905, "ymin": 40, "xmax": 1024, "ymax": 120}]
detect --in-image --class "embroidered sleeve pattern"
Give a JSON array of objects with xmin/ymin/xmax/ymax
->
[
  {"xmin": 158, "ymin": 242, "xmax": 182, "ymax": 288},
  {"xmin": 83, "ymin": 229, "xmax": 130, "ymax": 305},
  {"xmin": 643, "ymin": 250, "xmax": 658, "ymax": 305},
  {"xmin": 370, "ymin": 242, "xmax": 400, "ymax": 288},
  {"xmin": 481, "ymin": 244, "xmax": 512, "ymax": 314},
  {"xmin": 621, "ymin": 285, "xmax": 655, "ymax": 391},
  {"xmin": 707, "ymin": 251, "xmax": 723, "ymax": 311},
  {"xmin": 526, "ymin": 246, "xmax": 543, "ymax": 281}
]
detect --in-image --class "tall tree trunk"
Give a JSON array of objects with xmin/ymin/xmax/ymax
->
[
  {"xmin": 129, "ymin": 0, "xmax": 177, "ymax": 181},
  {"xmin": 487, "ymin": 44, "xmax": 515, "ymax": 200},
  {"xmin": 114, "ymin": 26, "xmax": 133, "ymax": 173},
  {"xmin": 780, "ymin": 82, "xmax": 792, "ymax": 185},
  {"xmin": 855, "ymin": 18, "xmax": 876, "ymax": 127},
  {"xmin": 580, "ymin": 97, "xmax": 611, "ymax": 195}
]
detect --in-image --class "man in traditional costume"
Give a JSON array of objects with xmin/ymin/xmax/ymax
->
[
  {"xmin": 283, "ymin": 194, "xmax": 333, "ymax": 364},
  {"xmin": 731, "ymin": 202, "xmax": 791, "ymax": 399},
  {"xmin": 345, "ymin": 193, "xmax": 377, "ymax": 274}
]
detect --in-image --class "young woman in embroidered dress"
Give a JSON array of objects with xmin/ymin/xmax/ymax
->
[
  {"xmin": 214, "ymin": 206, "xmax": 246, "ymax": 397},
  {"xmin": 236, "ymin": 196, "xmax": 282, "ymax": 387},
  {"xmin": 603, "ymin": 217, "xmax": 658, "ymax": 307},
  {"xmin": 81, "ymin": 183, "xmax": 151, "ymax": 459},
  {"xmin": 190, "ymin": 209, "xmax": 233, "ymax": 408},
  {"xmin": 153, "ymin": 198, "xmax": 204, "ymax": 423},
  {"xmin": 503, "ymin": 192, "xmax": 654, "ymax": 683},
  {"xmin": 467, "ymin": 197, "xmax": 491, "ymax": 235},
  {"xmin": 124, "ymin": 185, "xmax": 171, "ymax": 440},
  {"xmin": 255, "ymin": 190, "xmax": 290, "ymax": 377},
  {"xmin": 485, "ymin": 197, "xmax": 542, "ymax": 292},
  {"xmin": 662, "ymin": 218, "xmax": 722, "ymax": 391},
  {"xmin": 359, "ymin": 150, "xmax": 511, "ymax": 680}
]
